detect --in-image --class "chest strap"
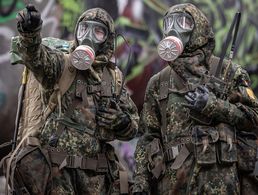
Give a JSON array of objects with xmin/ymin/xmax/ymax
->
[
  {"xmin": 26, "ymin": 137, "xmax": 109, "ymax": 173},
  {"xmin": 48, "ymin": 147, "xmax": 108, "ymax": 173},
  {"xmin": 164, "ymin": 143, "xmax": 193, "ymax": 170},
  {"xmin": 164, "ymin": 137, "xmax": 192, "ymax": 162},
  {"xmin": 159, "ymin": 66, "xmax": 171, "ymax": 144}
]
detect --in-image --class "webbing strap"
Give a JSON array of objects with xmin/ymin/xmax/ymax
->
[
  {"xmin": 159, "ymin": 66, "xmax": 171, "ymax": 143},
  {"xmin": 170, "ymin": 145, "xmax": 190, "ymax": 170},
  {"xmin": 159, "ymin": 66, "xmax": 188, "ymax": 143},
  {"xmin": 119, "ymin": 170, "xmax": 129, "ymax": 194},
  {"xmin": 48, "ymin": 147, "xmax": 108, "ymax": 172},
  {"xmin": 43, "ymin": 54, "xmax": 76, "ymax": 120},
  {"xmin": 159, "ymin": 66, "xmax": 171, "ymax": 100},
  {"xmin": 209, "ymin": 56, "xmax": 220, "ymax": 77},
  {"xmin": 101, "ymin": 66, "xmax": 113, "ymax": 97}
]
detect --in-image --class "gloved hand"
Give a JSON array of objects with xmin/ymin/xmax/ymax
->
[
  {"xmin": 184, "ymin": 85, "xmax": 210, "ymax": 112},
  {"xmin": 133, "ymin": 192, "xmax": 148, "ymax": 195},
  {"xmin": 16, "ymin": 4, "xmax": 42, "ymax": 32},
  {"xmin": 96, "ymin": 107, "xmax": 131, "ymax": 131}
]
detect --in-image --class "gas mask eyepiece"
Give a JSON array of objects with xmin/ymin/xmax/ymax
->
[
  {"xmin": 158, "ymin": 12, "xmax": 194, "ymax": 61},
  {"xmin": 71, "ymin": 20, "xmax": 108, "ymax": 70}
]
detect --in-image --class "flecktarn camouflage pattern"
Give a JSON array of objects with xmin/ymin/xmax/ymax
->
[
  {"xmin": 6, "ymin": 7, "xmax": 139, "ymax": 195},
  {"xmin": 132, "ymin": 3, "xmax": 258, "ymax": 195}
]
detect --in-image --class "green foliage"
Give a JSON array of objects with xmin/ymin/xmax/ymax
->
[
  {"xmin": 58, "ymin": 0, "xmax": 85, "ymax": 33},
  {"xmin": 0, "ymin": 0, "xmax": 24, "ymax": 23}
]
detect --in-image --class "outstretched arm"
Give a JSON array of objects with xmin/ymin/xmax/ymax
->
[{"xmin": 16, "ymin": 4, "xmax": 64, "ymax": 89}]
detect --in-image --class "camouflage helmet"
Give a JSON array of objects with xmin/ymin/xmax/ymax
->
[
  {"xmin": 165, "ymin": 3, "xmax": 215, "ymax": 53},
  {"xmin": 71, "ymin": 8, "xmax": 115, "ymax": 62}
]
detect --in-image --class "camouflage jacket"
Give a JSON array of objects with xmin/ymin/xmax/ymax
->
[
  {"xmin": 133, "ymin": 3, "xmax": 258, "ymax": 194},
  {"xmin": 15, "ymin": 30, "xmax": 139, "ymax": 158}
]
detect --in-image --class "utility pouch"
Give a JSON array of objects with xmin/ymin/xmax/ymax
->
[
  {"xmin": 236, "ymin": 131, "xmax": 257, "ymax": 172},
  {"xmin": 3, "ymin": 145, "xmax": 51, "ymax": 195},
  {"xmin": 146, "ymin": 138, "xmax": 165, "ymax": 179},
  {"xmin": 192, "ymin": 125, "xmax": 219, "ymax": 166},
  {"xmin": 217, "ymin": 123, "xmax": 237, "ymax": 164}
]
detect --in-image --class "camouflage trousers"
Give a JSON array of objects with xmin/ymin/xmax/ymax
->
[
  {"xmin": 240, "ymin": 173, "xmax": 258, "ymax": 195},
  {"xmin": 4, "ymin": 146, "xmax": 121, "ymax": 195},
  {"xmin": 50, "ymin": 166, "xmax": 120, "ymax": 195},
  {"xmin": 155, "ymin": 155, "xmax": 240, "ymax": 195}
]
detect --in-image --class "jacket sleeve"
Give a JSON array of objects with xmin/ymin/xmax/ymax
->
[
  {"xmin": 202, "ymin": 66, "xmax": 258, "ymax": 133},
  {"xmin": 132, "ymin": 74, "xmax": 162, "ymax": 193},
  {"xmin": 17, "ymin": 30, "xmax": 64, "ymax": 89},
  {"xmin": 114, "ymin": 85, "xmax": 139, "ymax": 140}
]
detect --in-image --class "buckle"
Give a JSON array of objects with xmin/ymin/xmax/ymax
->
[
  {"xmin": 165, "ymin": 145, "xmax": 182, "ymax": 162},
  {"xmin": 67, "ymin": 155, "xmax": 82, "ymax": 168},
  {"xmin": 96, "ymin": 153, "xmax": 108, "ymax": 173},
  {"xmin": 87, "ymin": 85, "xmax": 93, "ymax": 93},
  {"xmin": 87, "ymin": 85, "xmax": 101, "ymax": 94}
]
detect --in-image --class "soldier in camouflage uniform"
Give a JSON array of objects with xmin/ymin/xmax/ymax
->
[
  {"xmin": 132, "ymin": 3, "xmax": 258, "ymax": 195},
  {"xmin": 13, "ymin": 4, "xmax": 139, "ymax": 195}
]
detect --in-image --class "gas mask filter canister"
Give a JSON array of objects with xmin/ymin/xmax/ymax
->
[
  {"xmin": 157, "ymin": 36, "xmax": 184, "ymax": 61},
  {"xmin": 71, "ymin": 45, "xmax": 95, "ymax": 70}
]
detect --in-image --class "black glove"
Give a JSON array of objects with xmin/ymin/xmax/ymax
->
[
  {"xmin": 184, "ymin": 85, "xmax": 209, "ymax": 112},
  {"xmin": 96, "ymin": 107, "xmax": 131, "ymax": 131},
  {"xmin": 16, "ymin": 4, "xmax": 42, "ymax": 32},
  {"xmin": 133, "ymin": 192, "xmax": 148, "ymax": 195}
]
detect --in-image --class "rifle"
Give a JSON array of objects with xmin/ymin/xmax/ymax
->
[
  {"xmin": 189, "ymin": 12, "xmax": 241, "ymax": 125},
  {"xmin": 12, "ymin": 67, "xmax": 28, "ymax": 151},
  {"xmin": 207, "ymin": 12, "xmax": 241, "ymax": 99},
  {"xmin": 11, "ymin": 0, "xmax": 32, "ymax": 151}
]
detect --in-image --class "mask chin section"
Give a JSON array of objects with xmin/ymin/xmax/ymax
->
[
  {"xmin": 70, "ymin": 45, "xmax": 95, "ymax": 70},
  {"xmin": 157, "ymin": 36, "xmax": 183, "ymax": 62}
]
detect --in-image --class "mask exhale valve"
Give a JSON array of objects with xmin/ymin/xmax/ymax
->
[{"xmin": 157, "ymin": 36, "xmax": 183, "ymax": 61}]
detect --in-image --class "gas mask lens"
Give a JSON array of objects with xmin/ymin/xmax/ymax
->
[
  {"xmin": 163, "ymin": 13, "xmax": 194, "ymax": 34},
  {"xmin": 77, "ymin": 20, "xmax": 108, "ymax": 43},
  {"xmin": 177, "ymin": 14, "xmax": 194, "ymax": 31},
  {"xmin": 94, "ymin": 26, "xmax": 107, "ymax": 42}
]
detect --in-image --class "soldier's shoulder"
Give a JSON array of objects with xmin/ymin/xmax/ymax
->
[
  {"xmin": 147, "ymin": 71, "xmax": 161, "ymax": 89},
  {"xmin": 150, "ymin": 65, "xmax": 171, "ymax": 83},
  {"xmin": 210, "ymin": 55, "xmax": 250, "ymax": 86},
  {"xmin": 146, "ymin": 65, "xmax": 171, "ymax": 93},
  {"xmin": 42, "ymin": 37, "xmax": 72, "ymax": 53}
]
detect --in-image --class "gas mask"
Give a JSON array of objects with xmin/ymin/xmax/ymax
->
[
  {"xmin": 71, "ymin": 20, "xmax": 108, "ymax": 70},
  {"xmin": 158, "ymin": 12, "xmax": 194, "ymax": 61}
]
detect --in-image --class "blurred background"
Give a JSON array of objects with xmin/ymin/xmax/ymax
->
[{"xmin": 1, "ymin": 0, "xmax": 258, "ymax": 192}]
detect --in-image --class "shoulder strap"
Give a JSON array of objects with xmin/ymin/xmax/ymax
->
[
  {"xmin": 58, "ymin": 54, "xmax": 77, "ymax": 95},
  {"xmin": 159, "ymin": 66, "xmax": 171, "ymax": 143},
  {"xmin": 209, "ymin": 55, "xmax": 220, "ymax": 76},
  {"xmin": 159, "ymin": 66, "xmax": 171, "ymax": 100},
  {"xmin": 101, "ymin": 66, "xmax": 113, "ymax": 97},
  {"xmin": 158, "ymin": 65, "xmax": 188, "ymax": 143},
  {"xmin": 101, "ymin": 65, "xmax": 123, "ymax": 97},
  {"xmin": 43, "ymin": 54, "xmax": 76, "ymax": 119}
]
